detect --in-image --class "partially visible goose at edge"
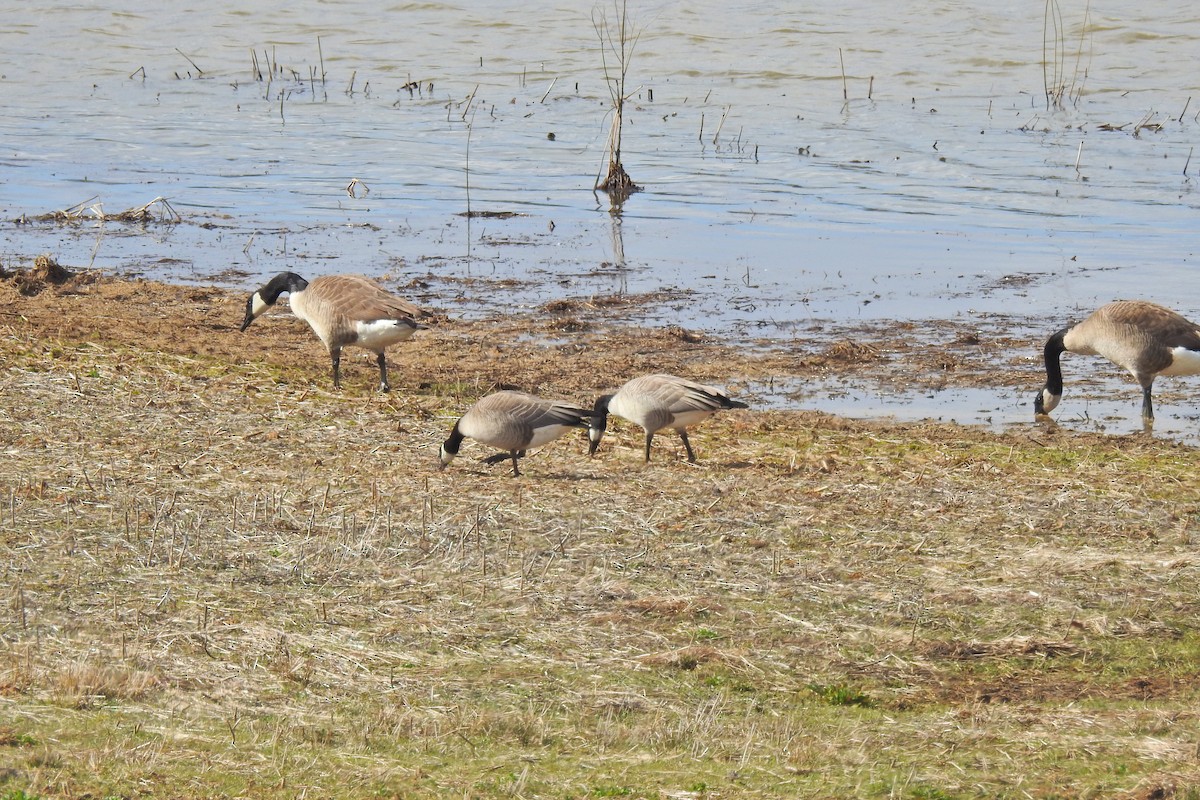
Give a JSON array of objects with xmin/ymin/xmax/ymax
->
[
  {"xmin": 438, "ymin": 390, "xmax": 593, "ymax": 476},
  {"xmin": 589, "ymin": 373, "xmax": 749, "ymax": 463},
  {"xmin": 1035, "ymin": 300, "xmax": 1200, "ymax": 424},
  {"xmin": 240, "ymin": 272, "xmax": 427, "ymax": 392}
]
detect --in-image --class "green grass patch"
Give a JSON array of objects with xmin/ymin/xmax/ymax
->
[{"xmin": 807, "ymin": 682, "xmax": 875, "ymax": 708}]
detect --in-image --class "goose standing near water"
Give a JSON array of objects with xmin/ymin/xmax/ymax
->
[
  {"xmin": 1034, "ymin": 300, "xmax": 1200, "ymax": 423},
  {"xmin": 438, "ymin": 390, "xmax": 593, "ymax": 476},
  {"xmin": 589, "ymin": 373, "xmax": 749, "ymax": 463},
  {"xmin": 240, "ymin": 272, "xmax": 426, "ymax": 392}
]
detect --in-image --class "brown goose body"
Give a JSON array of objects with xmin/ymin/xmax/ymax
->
[
  {"xmin": 438, "ymin": 391, "xmax": 593, "ymax": 476},
  {"xmin": 240, "ymin": 272, "xmax": 426, "ymax": 392},
  {"xmin": 1035, "ymin": 300, "xmax": 1200, "ymax": 421},
  {"xmin": 589, "ymin": 373, "xmax": 749, "ymax": 463}
]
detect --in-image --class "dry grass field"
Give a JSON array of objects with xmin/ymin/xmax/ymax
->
[{"xmin": 2, "ymin": 259, "xmax": 1200, "ymax": 799}]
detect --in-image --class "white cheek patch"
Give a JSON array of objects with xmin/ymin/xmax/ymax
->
[
  {"xmin": 1040, "ymin": 389, "xmax": 1062, "ymax": 413},
  {"xmin": 251, "ymin": 293, "xmax": 270, "ymax": 318},
  {"xmin": 1160, "ymin": 347, "xmax": 1200, "ymax": 377},
  {"xmin": 355, "ymin": 319, "xmax": 418, "ymax": 348}
]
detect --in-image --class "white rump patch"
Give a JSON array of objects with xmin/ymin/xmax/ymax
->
[
  {"xmin": 1161, "ymin": 347, "xmax": 1200, "ymax": 377},
  {"xmin": 355, "ymin": 319, "xmax": 418, "ymax": 349}
]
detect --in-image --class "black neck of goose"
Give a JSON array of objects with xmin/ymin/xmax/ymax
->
[
  {"xmin": 442, "ymin": 424, "xmax": 465, "ymax": 457},
  {"xmin": 1042, "ymin": 327, "xmax": 1068, "ymax": 396},
  {"xmin": 587, "ymin": 395, "xmax": 612, "ymax": 455},
  {"xmin": 260, "ymin": 272, "xmax": 309, "ymax": 305},
  {"xmin": 590, "ymin": 395, "xmax": 612, "ymax": 434}
]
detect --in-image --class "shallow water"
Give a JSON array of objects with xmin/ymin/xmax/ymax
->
[
  {"xmin": 3, "ymin": 1, "xmax": 1200, "ymax": 438},
  {"xmin": 747, "ymin": 373, "xmax": 1200, "ymax": 448}
]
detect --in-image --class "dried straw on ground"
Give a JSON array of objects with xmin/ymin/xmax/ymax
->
[{"xmin": 1, "ymin": 265, "xmax": 1198, "ymax": 799}]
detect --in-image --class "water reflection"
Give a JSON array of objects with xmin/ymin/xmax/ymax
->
[{"xmin": 608, "ymin": 210, "xmax": 626, "ymax": 272}]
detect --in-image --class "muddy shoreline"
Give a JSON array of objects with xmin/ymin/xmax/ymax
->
[{"xmin": 4, "ymin": 251, "xmax": 1184, "ymax": 447}]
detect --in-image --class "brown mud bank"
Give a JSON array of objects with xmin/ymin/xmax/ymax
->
[
  {"xmin": 3, "ymin": 252, "xmax": 1189, "ymax": 444},
  {"xmin": 0, "ymin": 255, "xmax": 1042, "ymax": 407}
]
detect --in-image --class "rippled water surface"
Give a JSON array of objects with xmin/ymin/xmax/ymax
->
[{"xmin": 3, "ymin": 1, "xmax": 1200, "ymax": 434}]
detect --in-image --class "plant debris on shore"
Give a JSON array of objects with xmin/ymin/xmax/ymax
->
[{"xmin": 2, "ymin": 262, "xmax": 1199, "ymax": 799}]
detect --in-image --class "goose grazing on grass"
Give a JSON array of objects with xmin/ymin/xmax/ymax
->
[
  {"xmin": 1035, "ymin": 300, "xmax": 1200, "ymax": 423},
  {"xmin": 438, "ymin": 390, "xmax": 593, "ymax": 476},
  {"xmin": 589, "ymin": 373, "xmax": 749, "ymax": 463},
  {"xmin": 240, "ymin": 272, "xmax": 426, "ymax": 392}
]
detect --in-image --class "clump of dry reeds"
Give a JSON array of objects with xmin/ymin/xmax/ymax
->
[
  {"xmin": 30, "ymin": 196, "xmax": 181, "ymax": 225},
  {"xmin": 1042, "ymin": 0, "xmax": 1091, "ymax": 109},
  {"xmin": 593, "ymin": 0, "xmax": 642, "ymax": 205},
  {"xmin": 0, "ymin": 254, "xmax": 95, "ymax": 296}
]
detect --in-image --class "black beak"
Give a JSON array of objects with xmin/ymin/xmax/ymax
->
[
  {"xmin": 588, "ymin": 397, "xmax": 611, "ymax": 457},
  {"xmin": 239, "ymin": 298, "xmax": 256, "ymax": 332}
]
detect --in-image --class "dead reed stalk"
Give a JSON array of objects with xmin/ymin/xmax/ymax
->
[
  {"xmin": 1042, "ymin": 0, "xmax": 1091, "ymax": 110},
  {"xmin": 175, "ymin": 48, "xmax": 204, "ymax": 77},
  {"xmin": 593, "ymin": 0, "xmax": 642, "ymax": 205}
]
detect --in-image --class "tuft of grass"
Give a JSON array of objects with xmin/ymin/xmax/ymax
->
[
  {"xmin": 909, "ymin": 786, "xmax": 963, "ymax": 800},
  {"xmin": 807, "ymin": 683, "xmax": 875, "ymax": 709},
  {"xmin": 0, "ymin": 729, "xmax": 38, "ymax": 748}
]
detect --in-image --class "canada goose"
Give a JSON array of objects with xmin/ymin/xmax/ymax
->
[
  {"xmin": 589, "ymin": 373, "xmax": 749, "ymax": 463},
  {"xmin": 240, "ymin": 272, "xmax": 425, "ymax": 392},
  {"xmin": 1035, "ymin": 300, "xmax": 1200, "ymax": 422},
  {"xmin": 438, "ymin": 390, "xmax": 593, "ymax": 476}
]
